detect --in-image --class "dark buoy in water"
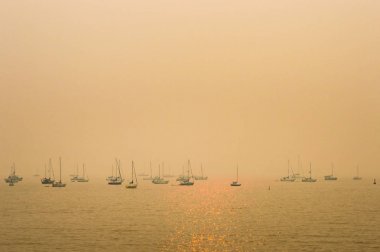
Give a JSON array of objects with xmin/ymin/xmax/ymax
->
[
  {"xmin": 374, "ymin": 179, "xmax": 376, "ymax": 185},
  {"xmin": 268, "ymin": 185, "xmax": 271, "ymax": 190}
]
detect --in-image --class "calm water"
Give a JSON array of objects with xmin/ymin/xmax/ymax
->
[{"xmin": 1, "ymin": 178, "xmax": 379, "ymax": 251}]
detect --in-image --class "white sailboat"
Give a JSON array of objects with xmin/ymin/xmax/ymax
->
[
  {"xmin": 280, "ymin": 160, "xmax": 296, "ymax": 182},
  {"xmin": 52, "ymin": 157, "xmax": 66, "ymax": 187},
  {"xmin": 152, "ymin": 164, "xmax": 169, "ymax": 184},
  {"xmin": 179, "ymin": 160, "xmax": 194, "ymax": 186},
  {"xmin": 324, "ymin": 163, "xmax": 337, "ymax": 180},
  {"xmin": 126, "ymin": 161, "xmax": 138, "ymax": 189},
  {"xmin": 230, "ymin": 165, "xmax": 241, "ymax": 186},
  {"xmin": 108, "ymin": 159, "xmax": 123, "ymax": 185},
  {"xmin": 70, "ymin": 165, "xmax": 80, "ymax": 182},
  {"xmin": 302, "ymin": 163, "xmax": 317, "ymax": 182},
  {"xmin": 71, "ymin": 163, "xmax": 89, "ymax": 182},
  {"xmin": 353, "ymin": 166, "xmax": 362, "ymax": 180},
  {"xmin": 291, "ymin": 156, "xmax": 305, "ymax": 182}
]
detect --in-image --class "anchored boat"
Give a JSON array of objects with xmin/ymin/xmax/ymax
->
[
  {"xmin": 52, "ymin": 157, "xmax": 66, "ymax": 187},
  {"xmin": 179, "ymin": 160, "xmax": 194, "ymax": 186},
  {"xmin": 41, "ymin": 159, "xmax": 55, "ymax": 184},
  {"xmin": 231, "ymin": 165, "xmax": 241, "ymax": 186},
  {"xmin": 126, "ymin": 161, "xmax": 138, "ymax": 189},
  {"xmin": 302, "ymin": 163, "xmax": 317, "ymax": 182}
]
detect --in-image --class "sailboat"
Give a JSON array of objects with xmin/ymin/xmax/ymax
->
[
  {"xmin": 179, "ymin": 160, "xmax": 194, "ymax": 186},
  {"xmin": 353, "ymin": 166, "xmax": 362, "ymax": 180},
  {"xmin": 71, "ymin": 164, "xmax": 89, "ymax": 182},
  {"xmin": 280, "ymin": 160, "xmax": 296, "ymax": 182},
  {"xmin": 126, "ymin": 161, "xmax": 138, "ymax": 189},
  {"xmin": 41, "ymin": 159, "xmax": 55, "ymax": 184},
  {"xmin": 70, "ymin": 165, "xmax": 80, "ymax": 182},
  {"xmin": 52, "ymin": 157, "xmax": 66, "ymax": 187},
  {"xmin": 108, "ymin": 159, "xmax": 123, "ymax": 185},
  {"xmin": 143, "ymin": 161, "xmax": 154, "ymax": 180},
  {"xmin": 152, "ymin": 165, "xmax": 169, "ymax": 184},
  {"xmin": 302, "ymin": 163, "xmax": 317, "ymax": 182},
  {"xmin": 230, "ymin": 165, "xmax": 241, "ymax": 186},
  {"xmin": 4, "ymin": 163, "xmax": 23, "ymax": 183},
  {"xmin": 176, "ymin": 164, "xmax": 189, "ymax": 182},
  {"xmin": 291, "ymin": 155, "xmax": 305, "ymax": 181},
  {"xmin": 324, "ymin": 163, "xmax": 337, "ymax": 180},
  {"xmin": 194, "ymin": 163, "xmax": 208, "ymax": 180}
]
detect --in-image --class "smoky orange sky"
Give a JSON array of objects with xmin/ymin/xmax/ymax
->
[{"xmin": 1, "ymin": 0, "xmax": 379, "ymax": 179}]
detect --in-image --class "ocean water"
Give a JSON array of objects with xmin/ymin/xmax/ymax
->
[{"xmin": 1, "ymin": 178, "xmax": 379, "ymax": 251}]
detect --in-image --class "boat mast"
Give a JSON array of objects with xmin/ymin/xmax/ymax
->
[
  {"xmin": 237, "ymin": 164, "xmax": 239, "ymax": 182},
  {"xmin": 118, "ymin": 159, "xmax": 122, "ymax": 179},
  {"xmin": 190, "ymin": 160, "xmax": 193, "ymax": 178},
  {"xmin": 59, "ymin": 157, "xmax": 62, "ymax": 183},
  {"xmin": 49, "ymin": 158, "xmax": 55, "ymax": 179},
  {"xmin": 131, "ymin": 161, "xmax": 134, "ymax": 183},
  {"xmin": 288, "ymin": 160, "xmax": 290, "ymax": 178},
  {"xmin": 309, "ymin": 163, "xmax": 312, "ymax": 179},
  {"xmin": 134, "ymin": 161, "xmax": 137, "ymax": 183}
]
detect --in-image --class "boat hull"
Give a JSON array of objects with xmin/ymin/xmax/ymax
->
[
  {"xmin": 280, "ymin": 177, "xmax": 296, "ymax": 182},
  {"xmin": 302, "ymin": 178, "xmax": 317, "ymax": 182},
  {"xmin": 108, "ymin": 182, "xmax": 122, "ymax": 185},
  {"xmin": 41, "ymin": 178, "xmax": 55, "ymax": 184},
  {"xmin": 152, "ymin": 180, "xmax": 169, "ymax": 184},
  {"xmin": 230, "ymin": 181, "xmax": 241, "ymax": 186},
  {"xmin": 126, "ymin": 184, "xmax": 138, "ymax": 189},
  {"xmin": 179, "ymin": 181, "xmax": 194, "ymax": 186},
  {"xmin": 52, "ymin": 182, "xmax": 66, "ymax": 187}
]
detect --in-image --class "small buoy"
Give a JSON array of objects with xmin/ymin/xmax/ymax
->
[
  {"xmin": 268, "ymin": 186, "xmax": 271, "ymax": 190},
  {"xmin": 374, "ymin": 179, "xmax": 377, "ymax": 185}
]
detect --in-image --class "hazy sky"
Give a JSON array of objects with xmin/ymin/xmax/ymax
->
[{"xmin": 1, "ymin": 0, "xmax": 379, "ymax": 179}]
